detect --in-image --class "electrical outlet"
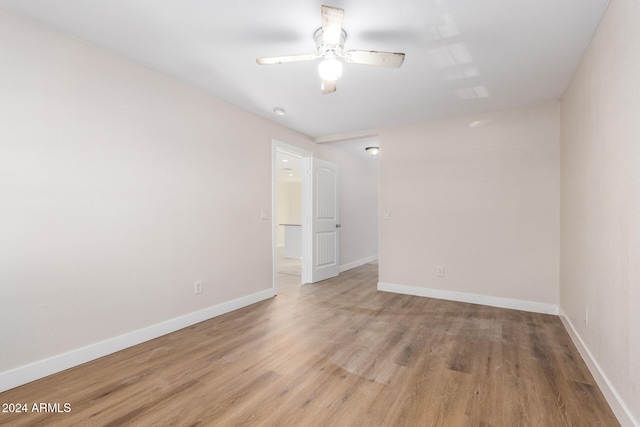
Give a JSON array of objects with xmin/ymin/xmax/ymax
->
[
  {"xmin": 194, "ymin": 280, "xmax": 202, "ymax": 295},
  {"xmin": 383, "ymin": 211, "xmax": 391, "ymax": 220},
  {"xmin": 436, "ymin": 266, "xmax": 445, "ymax": 277}
]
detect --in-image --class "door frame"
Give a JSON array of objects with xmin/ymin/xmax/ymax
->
[{"xmin": 272, "ymin": 140, "xmax": 312, "ymax": 292}]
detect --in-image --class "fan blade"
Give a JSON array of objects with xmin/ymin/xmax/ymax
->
[
  {"xmin": 321, "ymin": 5, "xmax": 344, "ymax": 46},
  {"xmin": 256, "ymin": 53, "xmax": 320, "ymax": 65},
  {"xmin": 321, "ymin": 79, "xmax": 337, "ymax": 94},
  {"xmin": 344, "ymin": 50, "xmax": 406, "ymax": 68}
]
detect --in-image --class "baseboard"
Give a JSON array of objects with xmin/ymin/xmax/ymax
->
[
  {"xmin": 377, "ymin": 282, "xmax": 558, "ymax": 315},
  {"xmin": 340, "ymin": 255, "xmax": 378, "ymax": 273},
  {"xmin": 559, "ymin": 310, "xmax": 639, "ymax": 427},
  {"xmin": 0, "ymin": 288, "xmax": 276, "ymax": 393}
]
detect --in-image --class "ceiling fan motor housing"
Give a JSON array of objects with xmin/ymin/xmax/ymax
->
[{"xmin": 314, "ymin": 28, "xmax": 347, "ymax": 58}]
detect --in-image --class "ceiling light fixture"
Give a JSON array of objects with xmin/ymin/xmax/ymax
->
[
  {"xmin": 365, "ymin": 146, "xmax": 379, "ymax": 156},
  {"xmin": 256, "ymin": 6, "xmax": 405, "ymax": 95},
  {"xmin": 318, "ymin": 57, "xmax": 343, "ymax": 82},
  {"xmin": 273, "ymin": 107, "xmax": 286, "ymax": 116}
]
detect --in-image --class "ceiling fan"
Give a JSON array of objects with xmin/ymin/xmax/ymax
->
[{"xmin": 256, "ymin": 5, "xmax": 406, "ymax": 94}]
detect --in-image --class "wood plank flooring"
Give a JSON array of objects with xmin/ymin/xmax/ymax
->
[{"xmin": 0, "ymin": 264, "xmax": 619, "ymax": 426}]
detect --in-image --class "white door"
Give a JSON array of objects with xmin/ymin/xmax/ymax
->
[{"xmin": 308, "ymin": 157, "xmax": 339, "ymax": 283}]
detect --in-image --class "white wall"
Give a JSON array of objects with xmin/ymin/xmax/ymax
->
[
  {"xmin": 560, "ymin": 0, "xmax": 640, "ymax": 424},
  {"xmin": 379, "ymin": 102, "xmax": 560, "ymax": 312},
  {"xmin": 0, "ymin": 9, "xmax": 378, "ymax": 388}
]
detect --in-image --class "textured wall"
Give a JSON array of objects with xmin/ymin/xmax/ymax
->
[
  {"xmin": 379, "ymin": 102, "xmax": 560, "ymax": 306},
  {"xmin": 560, "ymin": 0, "xmax": 640, "ymax": 423}
]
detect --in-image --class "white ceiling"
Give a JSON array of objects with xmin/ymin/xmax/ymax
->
[{"xmin": 0, "ymin": 0, "xmax": 609, "ymax": 139}]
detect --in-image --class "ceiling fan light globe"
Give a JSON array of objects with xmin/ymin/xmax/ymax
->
[{"xmin": 318, "ymin": 58, "xmax": 343, "ymax": 81}]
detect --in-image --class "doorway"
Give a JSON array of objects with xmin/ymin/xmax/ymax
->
[
  {"xmin": 276, "ymin": 152, "xmax": 302, "ymax": 276},
  {"xmin": 272, "ymin": 141, "xmax": 311, "ymax": 291},
  {"xmin": 272, "ymin": 140, "xmax": 341, "ymax": 291}
]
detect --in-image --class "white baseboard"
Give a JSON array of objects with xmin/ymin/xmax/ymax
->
[
  {"xmin": 0, "ymin": 288, "xmax": 276, "ymax": 393},
  {"xmin": 340, "ymin": 255, "xmax": 378, "ymax": 273},
  {"xmin": 559, "ymin": 310, "xmax": 639, "ymax": 427},
  {"xmin": 377, "ymin": 282, "xmax": 558, "ymax": 315}
]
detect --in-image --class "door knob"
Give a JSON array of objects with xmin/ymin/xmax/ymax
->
[{"xmin": 336, "ymin": 224, "xmax": 342, "ymax": 228}]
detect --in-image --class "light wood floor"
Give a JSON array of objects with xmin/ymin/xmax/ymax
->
[{"xmin": 0, "ymin": 264, "xmax": 619, "ymax": 426}]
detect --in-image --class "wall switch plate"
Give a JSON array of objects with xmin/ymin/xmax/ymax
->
[
  {"xmin": 194, "ymin": 280, "xmax": 202, "ymax": 295},
  {"xmin": 260, "ymin": 209, "xmax": 269, "ymax": 220},
  {"xmin": 436, "ymin": 266, "xmax": 445, "ymax": 277},
  {"xmin": 384, "ymin": 211, "xmax": 391, "ymax": 220}
]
